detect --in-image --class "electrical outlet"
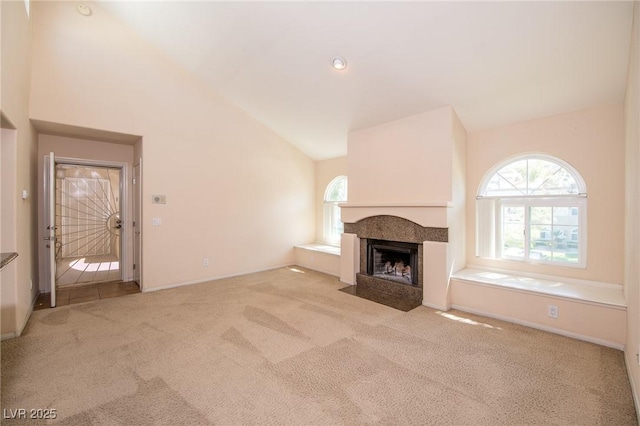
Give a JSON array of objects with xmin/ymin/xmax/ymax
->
[
  {"xmin": 548, "ymin": 305, "xmax": 559, "ymax": 319},
  {"xmin": 203, "ymin": 258, "xmax": 209, "ymax": 267}
]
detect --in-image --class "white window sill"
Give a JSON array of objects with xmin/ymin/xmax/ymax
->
[
  {"xmin": 451, "ymin": 267, "xmax": 625, "ymax": 309},
  {"xmin": 295, "ymin": 244, "xmax": 341, "ymax": 256}
]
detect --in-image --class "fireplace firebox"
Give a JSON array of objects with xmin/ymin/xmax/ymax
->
[{"xmin": 366, "ymin": 239, "xmax": 419, "ymax": 286}]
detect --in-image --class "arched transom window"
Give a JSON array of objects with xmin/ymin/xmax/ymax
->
[
  {"xmin": 476, "ymin": 154, "xmax": 587, "ymax": 267},
  {"xmin": 323, "ymin": 176, "xmax": 347, "ymax": 245}
]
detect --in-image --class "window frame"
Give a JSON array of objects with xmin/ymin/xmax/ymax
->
[
  {"xmin": 496, "ymin": 196, "xmax": 587, "ymax": 268},
  {"xmin": 476, "ymin": 154, "xmax": 587, "ymax": 268},
  {"xmin": 322, "ymin": 175, "xmax": 347, "ymax": 246}
]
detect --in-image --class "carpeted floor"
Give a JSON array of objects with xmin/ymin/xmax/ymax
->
[{"xmin": 1, "ymin": 267, "xmax": 637, "ymax": 425}]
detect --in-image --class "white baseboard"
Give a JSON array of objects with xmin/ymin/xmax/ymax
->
[
  {"xmin": 142, "ymin": 264, "xmax": 294, "ymax": 293},
  {"xmin": 16, "ymin": 294, "xmax": 37, "ymax": 337},
  {"xmin": 624, "ymin": 352, "xmax": 640, "ymax": 421},
  {"xmin": 2, "ymin": 292, "xmax": 38, "ymax": 341},
  {"xmin": 451, "ymin": 304, "xmax": 625, "ymax": 350},
  {"xmin": 1, "ymin": 332, "xmax": 16, "ymax": 341},
  {"xmin": 296, "ymin": 265, "xmax": 339, "ymax": 277},
  {"xmin": 421, "ymin": 301, "xmax": 450, "ymax": 311}
]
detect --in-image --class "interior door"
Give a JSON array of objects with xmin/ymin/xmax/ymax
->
[{"xmin": 47, "ymin": 152, "xmax": 57, "ymax": 307}]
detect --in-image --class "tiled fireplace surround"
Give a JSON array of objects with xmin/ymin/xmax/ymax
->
[
  {"xmin": 344, "ymin": 215, "xmax": 448, "ymax": 307},
  {"xmin": 340, "ymin": 203, "xmax": 456, "ymax": 310}
]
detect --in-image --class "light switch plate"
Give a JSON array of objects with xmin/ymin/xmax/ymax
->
[{"xmin": 152, "ymin": 218, "xmax": 161, "ymax": 226}]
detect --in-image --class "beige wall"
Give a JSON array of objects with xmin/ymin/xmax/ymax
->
[
  {"xmin": 1, "ymin": 1, "xmax": 39, "ymax": 337},
  {"xmin": 624, "ymin": 1, "xmax": 640, "ymax": 410},
  {"xmin": 449, "ymin": 110, "xmax": 468, "ymax": 274},
  {"xmin": 1, "ymin": 128, "xmax": 18, "ymax": 335},
  {"xmin": 315, "ymin": 156, "xmax": 347, "ymax": 243},
  {"xmin": 348, "ymin": 107, "xmax": 455, "ymax": 204},
  {"xmin": 29, "ymin": 2, "xmax": 315, "ymax": 291},
  {"xmin": 466, "ymin": 105, "xmax": 626, "ymax": 284},
  {"xmin": 36, "ymin": 134, "xmax": 135, "ymax": 290}
]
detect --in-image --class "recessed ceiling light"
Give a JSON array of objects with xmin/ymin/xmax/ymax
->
[
  {"xmin": 332, "ymin": 57, "xmax": 347, "ymax": 71},
  {"xmin": 77, "ymin": 4, "xmax": 92, "ymax": 17}
]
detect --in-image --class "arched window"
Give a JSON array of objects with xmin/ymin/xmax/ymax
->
[
  {"xmin": 476, "ymin": 154, "xmax": 587, "ymax": 267},
  {"xmin": 323, "ymin": 176, "xmax": 347, "ymax": 245}
]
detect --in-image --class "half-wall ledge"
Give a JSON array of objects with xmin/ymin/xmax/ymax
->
[
  {"xmin": 449, "ymin": 267, "xmax": 627, "ymax": 349},
  {"xmin": 451, "ymin": 267, "xmax": 626, "ymax": 308},
  {"xmin": 294, "ymin": 244, "xmax": 341, "ymax": 277}
]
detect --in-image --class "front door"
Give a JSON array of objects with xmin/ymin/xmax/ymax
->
[
  {"xmin": 54, "ymin": 163, "xmax": 122, "ymax": 287},
  {"xmin": 44, "ymin": 155, "xmax": 126, "ymax": 303}
]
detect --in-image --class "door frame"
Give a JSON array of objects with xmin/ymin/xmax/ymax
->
[
  {"xmin": 133, "ymin": 159, "xmax": 142, "ymax": 290},
  {"xmin": 43, "ymin": 155, "xmax": 130, "ymax": 291}
]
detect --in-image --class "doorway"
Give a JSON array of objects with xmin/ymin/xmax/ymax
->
[
  {"xmin": 54, "ymin": 163, "xmax": 123, "ymax": 287},
  {"xmin": 44, "ymin": 154, "xmax": 130, "ymax": 297}
]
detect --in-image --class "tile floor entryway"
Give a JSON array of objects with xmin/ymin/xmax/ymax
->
[{"xmin": 34, "ymin": 281, "xmax": 140, "ymax": 310}]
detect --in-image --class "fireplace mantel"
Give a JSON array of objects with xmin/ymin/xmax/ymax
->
[
  {"xmin": 343, "ymin": 215, "xmax": 447, "ymax": 244},
  {"xmin": 339, "ymin": 201, "xmax": 453, "ymax": 228}
]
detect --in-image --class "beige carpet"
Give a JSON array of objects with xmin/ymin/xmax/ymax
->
[{"xmin": 1, "ymin": 267, "xmax": 637, "ymax": 425}]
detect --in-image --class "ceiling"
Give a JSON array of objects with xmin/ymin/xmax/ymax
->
[{"xmin": 98, "ymin": 1, "xmax": 633, "ymax": 160}]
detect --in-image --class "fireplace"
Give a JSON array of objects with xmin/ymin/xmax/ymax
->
[
  {"xmin": 367, "ymin": 239, "xmax": 419, "ymax": 286},
  {"xmin": 341, "ymin": 215, "xmax": 448, "ymax": 310}
]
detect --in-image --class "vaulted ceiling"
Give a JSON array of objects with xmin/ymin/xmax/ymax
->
[{"xmin": 99, "ymin": 1, "xmax": 633, "ymax": 160}]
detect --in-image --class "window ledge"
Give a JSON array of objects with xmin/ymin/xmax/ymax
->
[
  {"xmin": 451, "ymin": 267, "xmax": 625, "ymax": 309},
  {"xmin": 295, "ymin": 244, "xmax": 341, "ymax": 256}
]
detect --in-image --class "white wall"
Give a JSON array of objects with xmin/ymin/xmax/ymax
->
[
  {"xmin": 1, "ymin": 1, "xmax": 39, "ymax": 337},
  {"xmin": 624, "ymin": 1, "xmax": 640, "ymax": 410},
  {"xmin": 466, "ymin": 105, "xmax": 626, "ymax": 284},
  {"xmin": 29, "ymin": 1, "xmax": 315, "ymax": 291}
]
